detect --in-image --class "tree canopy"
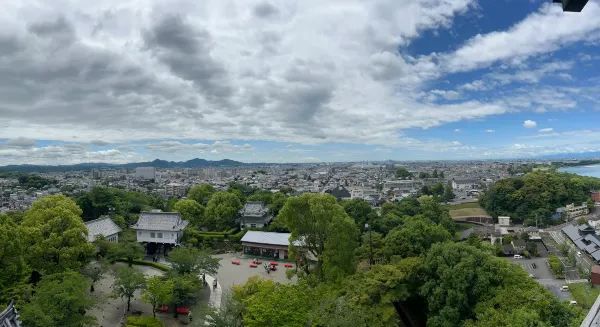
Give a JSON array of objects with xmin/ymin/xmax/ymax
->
[
  {"xmin": 205, "ymin": 191, "xmax": 243, "ymax": 230},
  {"xmin": 0, "ymin": 214, "xmax": 27, "ymax": 302},
  {"xmin": 20, "ymin": 195, "xmax": 94, "ymax": 275},
  {"xmin": 168, "ymin": 246, "xmax": 220, "ymax": 276},
  {"xmin": 20, "ymin": 271, "xmax": 95, "ymax": 327},
  {"xmin": 480, "ymin": 171, "xmax": 600, "ymax": 225},
  {"xmin": 278, "ymin": 193, "xmax": 359, "ymax": 281},
  {"xmin": 188, "ymin": 184, "xmax": 215, "ymax": 205},
  {"xmin": 173, "ymin": 199, "xmax": 205, "ymax": 227},
  {"xmin": 114, "ymin": 266, "xmax": 146, "ymax": 312}
]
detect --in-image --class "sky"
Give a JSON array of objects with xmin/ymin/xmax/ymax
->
[{"xmin": 1, "ymin": 0, "xmax": 600, "ymax": 165}]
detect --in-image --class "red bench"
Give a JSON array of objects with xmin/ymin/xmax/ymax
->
[
  {"xmin": 249, "ymin": 263, "xmax": 258, "ymax": 268},
  {"xmin": 231, "ymin": 259, "xmax": 241, "ymax": 265},
  {"xmin": 158, "ymin": 305, "xmax": 169, "ymax": 313},
  {"xmin": 176, "ymin": 306, "xmax": 190, "ymax": 314},
  {"xmin": 284, "ymin": 263, "xmax": 294, "ymax": 268},
  {"xmin": 269, "ymin": 261, "xmax": 279, "ymax": 266}
]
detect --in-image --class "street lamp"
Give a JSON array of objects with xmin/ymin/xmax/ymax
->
[{"xmin": 365, "ymin": 223, "xmax": 373, "ymax": 267}]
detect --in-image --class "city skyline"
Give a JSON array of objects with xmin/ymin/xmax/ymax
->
[{"xmin": 1, "ymin": 0, "xmax": 600, "ymax": 164}]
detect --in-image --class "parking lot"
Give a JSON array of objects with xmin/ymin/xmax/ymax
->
[{"xmin": 505, "ymin": 257, "xmax": 572, "ymax": 301}]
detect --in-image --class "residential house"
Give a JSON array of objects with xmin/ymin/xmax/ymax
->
[{"xmin": 498, "ymin": 216, "xmax": 511, "ymax": 226}]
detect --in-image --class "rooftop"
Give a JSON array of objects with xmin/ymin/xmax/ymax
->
[
  {"xmin": 132, "ymin": 212, "xmax": 189, "ymax": 231},
  {"xmin": 241, "ymin": 201, "xmax": 269, "ymax": 217},
  {"xmin": 84, "ymin": 216, "xmax": 122, "ymax": 242},
  {"xmin": 241, "ymin": 231, "xmax": 291, "ymax": 247}
]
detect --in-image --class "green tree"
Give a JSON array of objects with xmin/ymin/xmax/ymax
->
[
  {"xmin": 420, "ymin": 242, "xmax": 506, "ymax": 326},
  {"xmin": 108, "ymin": 240, "xmax": 145, "ymax": 267},
  {"xmin": 205, "ymin": 192, "xmax": 242, "ymax": 231},
  {"xmin": 20, "ymin": 271, "xmax": 95, "ymax": 327},
  {"xmin": 20, "ymin": 195, "xmax": 95, "ymax": 275},
  {"xmin": 384, "ymin": 218, "xmax": 451, "ymax": 259},
  {"xmin": 81, "ymin": 261, "xmax": 106, "ymax": 292},
  {"xmin": 443, "ymin": 184, "xmax": 455, "ymax": 202},
  {"xmin": 341, "ymin": 198, "xmax": 377, "ymax": 230},
  {"xmin": 395, "ymin": 167, "xmax": 412, "ymax": 179},
  {"xmin": 430, "ymin": 183, "xmax": 444, "ymax": 196},
  {"xmin": 200, "ymin": 293, "xmax": 244, "ymax": 327},
  {"xmin": 143, "ymin": 276, "xmax": 174, "ymax": 318},
  {"xmin": 169, "ymin": 246, "xmax": 220, "ymax": 276},
  {"xmin": 188, "ymin": 184, "xmax": 216, "ymax": 205},
  {"xmin": 114, "ymin": 266, "xmax": 146, "ymax": 312},
  {"xmin": 357, "ymin": 231, "xmax": 385, "ymax": 263},
  {"xmin": 278, "ymin": 193, "xmax": 359, "ymax": 281},
  {"xmin": 92, "ymin": 235, "xmax": 112, "ymax": 259},
  {"xmin": 0, "ymin": 214, "xmax": 27, "ymax": 301},
  {"xmin": 173, "ymin": 199, "xmax": 205, "ymax": 227},
  {"xmin": 418, "ymin": 196, "xmax": 456, "ymax": 233},
  {"xmin": 233, "ymin": 277, "xmax": 315, "ymax": 327},
  {"xmin": 171, "ymin": 274, "xmax": 202, "ymax": 311},
  {"xmin": 548, "ymin": 254, "xmax": 564, "ymax": 277},
  {"xmin": 312, "ymin": 258, "xmax": 422, "ymax": 327}
]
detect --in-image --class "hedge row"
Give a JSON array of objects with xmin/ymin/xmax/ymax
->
[{"xmin": 115, "ymin": 259, "xmax": 171, "ymax": 272}]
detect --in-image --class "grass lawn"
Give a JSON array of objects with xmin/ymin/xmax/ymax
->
[
  {"xmin": 569, "ymin": 282, "xmax": 600, "ymax": 309},
  {"xmin": 449, "ymin": 207, "xmax": 490, "ymax": 218},
  {"xmin": 446, "ymin": 201, "xmax": 481, "ymax": 210}
]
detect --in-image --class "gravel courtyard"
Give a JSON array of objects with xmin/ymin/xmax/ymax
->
[{"xmin": 214, "ymin": 253, "xmax": 297, "ymax": 292}]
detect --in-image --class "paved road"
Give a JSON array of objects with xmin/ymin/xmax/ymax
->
[{"xmin": 505, "ymin": 257, "xmax": 572, "ymax": 301}]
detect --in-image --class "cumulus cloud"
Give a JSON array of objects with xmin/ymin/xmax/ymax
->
[
  {"xmin": 0, "ymin": 0, "xmax": 597, "ymax": 163},
  {"xmin": 523, "ymin": 120, "xmax": 537, "ymax": 128},
  {"xmin": 441, "ymin": 2, "xmax": 600, "ymax": 72}
]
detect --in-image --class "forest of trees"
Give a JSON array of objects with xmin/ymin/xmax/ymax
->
[
  {"xmin": 479, "ymin": 171, "xmax": 600, "ymax": 225},
  {"xmin": 0, "ymin": 181, "xmax": 588, "ymax": 326},
  {"xmin": 205, "ymin": 194, "xmax": 583, "ymax": 327}
]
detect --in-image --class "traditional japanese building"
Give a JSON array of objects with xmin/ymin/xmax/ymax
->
[
  {"xmin": 132, "ymin": 211, "xmax": 189, "ymax": 254},
  {"xmin": 0, "ymin": 301, "xmax": 21, "ymax": 327},
  {"xmin": 84, "ymin": 216, "xmax": 122, "ymax": 242},
  {"xmin": 239, "ymin": 201, "xmax": 272, "ymax": 229}
]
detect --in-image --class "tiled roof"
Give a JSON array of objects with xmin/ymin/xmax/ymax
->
[
  {"xmin": 562, "ymin": 225, "xmax": 582, "ymax": 242},
  {"xmin": 132, "ymin": 212, "xmax": 189, "ymax": 231},
  {"xmin": 241, "ymin": 231, "xmax": 291, "ymax": 246},
  {"xmin": 85, "ymin": 216, "xmax": 122, "ymax": 242},
  {"xmin": 241, "ymin": 202, "xmax": 269, "ymax": 217}
]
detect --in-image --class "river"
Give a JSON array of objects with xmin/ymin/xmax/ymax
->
[{"xmin": 559, "ymin": 164, "xmax": 600, "ymax": 178}]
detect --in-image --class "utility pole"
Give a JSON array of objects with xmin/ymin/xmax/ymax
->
[{"xmin": 365, "ymin": 223, "xmax": 373, "ymax": 266}]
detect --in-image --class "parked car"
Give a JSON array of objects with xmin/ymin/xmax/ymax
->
[
  {"xmin": 577, "ymin": 251, "xmax": 582, "ymax": 257},
  {"xmin": 569, "ymin": 301, "xmax": 577, "ymax": 305},
  {"xmin": 514, "ymin": 254, "xmax": 522, "ymax": 259},
  {"xmin": 561, "ymin": 286, "xmax": 569, "ymax": 292}
]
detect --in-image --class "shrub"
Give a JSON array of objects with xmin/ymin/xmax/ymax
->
[
  {"xmin": 126, "ymin": 315, "xmax": 164, "ymax": 327},
  {"xmin": 115, "ymin": 259, "xmax": 171, "ymax": 272}
]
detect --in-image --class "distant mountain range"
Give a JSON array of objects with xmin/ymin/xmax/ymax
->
[{"xmin": 0, "ymin": 158, "xmax": 249, "ymax": 173}]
